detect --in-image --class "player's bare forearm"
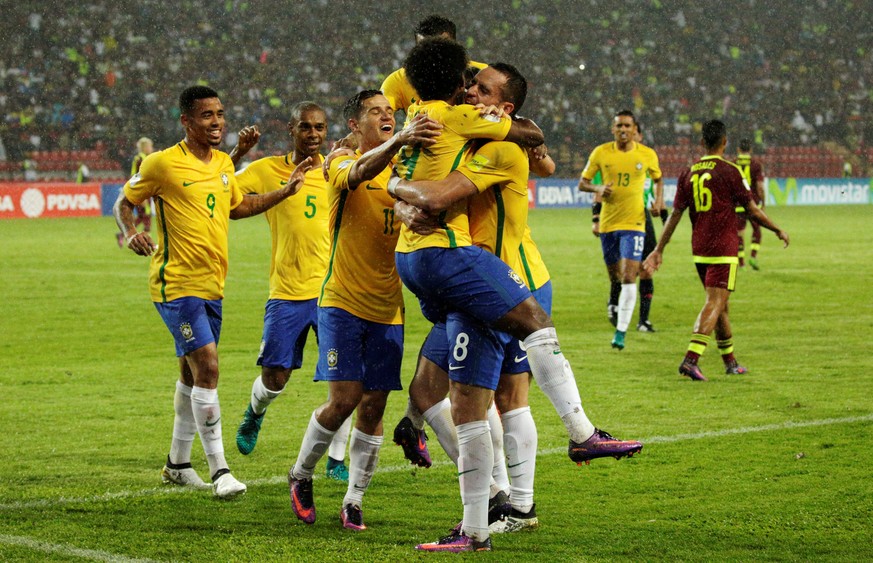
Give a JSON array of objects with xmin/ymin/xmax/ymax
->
[
  {"xmin": 505, "ymin": 117, "xmax": 545, "ymax": 148},
  {"xmin": 394, "ymin": 200, "xmax": 439, "ymax": 235},
  {"xmin": 390, "ymin": 171, "xmax": 477, "ymax": 214},
  {"xmin": 747, "ymin": 201, "xmax": 789, "ymax": 247},
  {"xmin": 228, "ymin": 125, "xmax": 260, "ymax": 167},
  {"xmin": 655, "ymin": 208, "xmax": 684, "ymax": 254},
  {"xmin": 231, "ymin": 156, "xmax": 312, "ymax": 219},
  {"xmin": 348, "ymin": 115, "xmax": 441, "ymax": 186},
  {"xmin": 652, "ymin": 177, "xmax": 665, "ymax": 213}
]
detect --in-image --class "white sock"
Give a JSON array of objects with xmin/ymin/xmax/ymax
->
[
  {"xmin": 502, "ymin": 407, "xmax": 537, "ymax": 513},
  {"xmin": 343, "ymin": 428, "xmax": 383, "ymax": 507},
  {"xmin": 423, "ymin": 398, "xmax": 459, "ymax": 465},
  {"xmin": 169, "ymin": 381, "xmax": 197, "ymax": 465},
  {"xmin": 190, "ymin": 386, "xmax": 228, "ymax": 479},
  {"xmin": 456, "ymin": 421, "xmax": 493, "ymax": 542},
  {"xmin": 328, "ymin": 415, "xmax": 352, "ymax": 462},
  {"xmin": 523, "ymin": 328, "xmax": 596, "ymax": 443},
  {"xmin": 292, "ymin": 411, "xmax": 336, "ymax": 480},
  {"xmin": 617, "ymin": 283, "xmax": 637, "ymax": 332},
  {"xmin": 487, "ymin": 403, "xmax": 510, "ymax": 495},
  {"xmin": 250, "ymin": 375, "xmax": 282, "ymax": 415},
  {"xmin": 405, "ymin": 397, "xmax": 425, "ymax": 430}
]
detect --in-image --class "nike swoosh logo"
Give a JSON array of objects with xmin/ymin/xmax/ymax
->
[
  {"xmin": 507, "ymin": 461, "xmax": 526, "ymax": 468},
  {"xmin": 353, "ymin": 484, "xmax": 367, "ymax": 490},
  {"xmin": 365, "ymin": 184, "xmax": 381, "ymax": 190},
  {"xmin": 513, "ymin": 355, "xmax": 528, "ymax": 363},
  {"xmin": 552, "ymin": 349, "xmax": 562, "ymax": 355},
  {"xmin": 279, "ymin": 180, "xmax": 288, "ymax": 186},
  {"xmin": 457, "ymin": 468, "xmax": 478, "ymax": 477},
  {"xmin": 205, "ymin": 417, "xmax": 221, "ymax": 427},
  {"xmin": 448, "ymin": 365, "xmax": 464, "ymax": 371},
  {"xmin": 182, "ymin": 181, "xmax": 199, "ymax": 187}
]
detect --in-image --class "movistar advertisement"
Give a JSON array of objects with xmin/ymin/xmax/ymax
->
[{"xmin": 766, "ymin": 178, "xmax": 871, "ymax": 205}]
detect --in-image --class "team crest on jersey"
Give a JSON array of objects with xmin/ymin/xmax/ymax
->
[
  {"xmin": 179, "ymin": 322, "xmax": 194, "ymax": 341},
  {"xmin": 327, "ymin": 348, "xmax": 339, "ymax": 369},
  {"xmin": 337, "ymin": 159, "xmax": 354, "ymax": 170},
  {"xmin": 221, "ymin": 173, "xmax": 229, "ymax": 191},
  {"xmin": 508, "ymin": 269, "xmax": 525, "ymax": 288},
  {"xmin": 636, "ymin": 162, "xmax": 643, "ymax": 170},
  {"xmin": 467, "ymin": 154, "xmax": 490, "ymax": 172}
]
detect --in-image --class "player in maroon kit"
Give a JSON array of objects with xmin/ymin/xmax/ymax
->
[
  {"xmin": 643, "ymin": 120, "xmax": 789, "ymax": 381},
  {"xmin": 735, "ymin": 138, "xmax": 766, "ymax": 269}
]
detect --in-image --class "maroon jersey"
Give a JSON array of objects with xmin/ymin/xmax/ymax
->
[
  {"xmin": 734, "ymin": 153, "xmax": 764, "ymax": 204},
  {"xmin": 674, "ymin": 156, "xmax": 751, "ymax": 260}
]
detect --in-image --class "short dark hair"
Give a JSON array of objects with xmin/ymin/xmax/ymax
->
[
  {"xmin": 289, "ymin": 101, "xmax": 324, "ymax": 123},
  {"xmin": 614, "ymin": 109, "xmax": 636, "ymax": 124},
  {"xmin": 739, "ymin": 138, "xmax": 752, "ymax": 152},
  {"xmin": 179, "ymin": 86, "xmax": 219, "ymax": 116},
  {"xmin": 343, "ymin": 90, "xmax": 383, "ymax": 122},
  {"xmin": 404, "ymin": 37, "xmax": 468, "ymax": 102},
  {"xmin": 489, "ymin": 62, "xmax": 528, "ymax": 116},
  {"xmin": 414, "ymin": 15, "xmax": 456, "ymax": 39},
  {"xmin": 702, "ymin": 120, "xmax": 727, "ymax": 150}
]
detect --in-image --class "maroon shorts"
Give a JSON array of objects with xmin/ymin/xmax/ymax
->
[{"xmin": 695, "ymin": 262, "xmax": 737, "ymax": 291}]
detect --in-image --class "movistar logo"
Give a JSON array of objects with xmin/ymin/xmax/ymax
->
[{"xmin": 768, "ymin": 177, "xmax": 797, "ymax": 206}]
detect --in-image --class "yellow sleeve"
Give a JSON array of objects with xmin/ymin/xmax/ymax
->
[
  {"xmin": 646, "ymin": 148, "xmax": 662, "ymax": 181},
  {"xmin": 124, "ymin": 151, "xmax": 162, "ymax": 205},
  {"xmin": 444, "ymin": 104, "xmax": 512, "ymax": 141},
  {"xmin": 580, "ymin": 146, "xmax": 601, "ymax": 181},
  {"xmin": 235, "ymin": 160, "xmax": 267, "ymax": 195},
  {"xmin": 380, "ymin": 68, "xmax": 410, "ymax": 112},
  {"xmin": 327, "ymin": 153, "xmax": 357, "ymax": 191},
  {"xmin": 456, "ymin": 142, "xmax": 525, "ymax": 196}
]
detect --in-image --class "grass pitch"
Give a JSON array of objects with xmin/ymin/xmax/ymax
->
[{"xmin": 0, "ymin": 205, "xmax": 871, "ymax": 562}]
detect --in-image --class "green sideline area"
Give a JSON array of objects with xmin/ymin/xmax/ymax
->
[{"xmin": 0, "ymin": 206, "xmax": 871, "ymax": 561}]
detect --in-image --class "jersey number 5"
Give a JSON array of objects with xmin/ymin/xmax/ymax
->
[{"xmin": 691, "ymin": 173, "xmax": 712, "ymax": 212}]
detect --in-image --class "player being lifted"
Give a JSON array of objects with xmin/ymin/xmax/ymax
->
[
  {"xmin": 644, "ymin": 120, "xmax": 789, "ymax": 381},
  {"xmin": 579, "ymin": 111, "xmax": 664, "ymax": 350}
]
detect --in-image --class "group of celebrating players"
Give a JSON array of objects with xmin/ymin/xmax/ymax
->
[{"xmin": 113, "ymin": 14, "xmax": 789, "ymax": 554}]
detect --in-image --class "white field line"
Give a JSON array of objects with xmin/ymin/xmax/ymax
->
[
  {"xmin": 2, "ymin": 413, "xmax": 870, "ymax": 514},
  {"xmin": 0, "ymin": 533, "xmax": 162, "ymax": 563}
]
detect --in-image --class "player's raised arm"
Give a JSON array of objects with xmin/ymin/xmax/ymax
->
[{"xmin": 230, "ymin": 157, "xmax": 313, "ymax": 219}]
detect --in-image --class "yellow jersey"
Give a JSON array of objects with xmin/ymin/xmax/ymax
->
[
  {"xmin": 235, "ymin": 153, "xmax": 329, "ymax": 301},
  {"xmin": 124, "ymin": 141, "xmax": 243, "ymax": 303},
  {"xmin": 321, "ymin": 151, "xmax": 404, "ymax": 325},
  {"xmin": 394, "ymin": 100, "xmax": 512, "ymax": 253},
  {"xmin": 380, "ymin": 60, "xmax": 488, "ymax": 112},
  {"xmin": 580, "ymin": 141, "xmax": 661, "ymax": 233}
]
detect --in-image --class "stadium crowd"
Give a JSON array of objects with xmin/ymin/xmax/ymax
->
[{"xmin": 1, "ymin": 0, "xmax": 871, "ymax": 176}]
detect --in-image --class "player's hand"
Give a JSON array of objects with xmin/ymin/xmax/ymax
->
[
  {"xmin": 126, "ymin": 231, "xmax": 157, "ymax": 257},
  {"xmin": 333, "ymin": 132, "xmax": 358, "ymax": 152},
  {"xmin": 285, "ymin": 156, "xmax": 313, "ymax": 195},
  {"xmin": 643, "ymin": 250, "xmax": 661, "ymax": 274},
  {"xmin": 398, "ymin": 113, "xmax": 442, "ymax": 147},
  {"xmin": 528, "ymin": 144, "xmax": 548, "ymax": 161},
  {"xmin": 323, "ymin": 147, "xmax": 355, "ymax": 180},
  {"xmin": 474, "ymin": 103, "xmax": 506, "ymax": 119},
  {"xmin": 395, "ymin": 200, "xmax": 439, "ymax": 235},
  {"xmin": 777, "ymin": 230, "xmax": 790, "ymax": 248},
  {"xmin": 236, "ymin": 125, "xmax": 260, "ymax": 154},
  {"xmin": 591, "ymin": 221, "xmax": 600, "ymax": 237},
  {"xmin": 599, "ymin": 183, "xmax": 614, "ymax": 198}
]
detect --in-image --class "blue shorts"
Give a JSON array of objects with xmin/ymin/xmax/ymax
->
[
  {"xmin": 501, "ymin": 280, "xmax": 553, "ymax": 375},
  {"xmin": 258, "ymin": 298, "xmax": 318, "ymax": 370},
  {"xmin": 314, "ymin": 307, "xmax": 403, "ymax": 391},
  {"xmin": 154, "ymin": 297, "xmax": 222, "ymax": 357},
  {"xmin": 420, "ymin": 315, "xmax": 505, "ymax": 391},
  {"xmin": 395, "ymin": 246, "xmax": 531, "ymax": 326},
  {"xmin": 600, "ymin": 230, "xmax": 645, "ymax": 265}
]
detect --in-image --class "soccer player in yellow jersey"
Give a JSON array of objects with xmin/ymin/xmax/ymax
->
[
  {"xmin": 113, "ymin": 85, "xmax": 313, "ymax": 500},
  {"xmin": 228, "ymin": 102, "xmax": 350, "ymax": 480},
  {"xmin": 579, "ymin": 110, "xmax": 664, "ymax": 350},
  {"xmin": 380, "ymin": 14, "xmax": 487, "ymax": 113},
  {"xmin": 287, "ymin": 90, "xmax": 441, "ymax": 531},
  {"xmin": 390, "ymin": 57, "xmax": 643, "ymax": 553}
]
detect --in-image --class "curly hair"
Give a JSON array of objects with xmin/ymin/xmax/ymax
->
[{"xmin": 404, "ymin": 37, "xmax": 468, "ymax": 102}]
